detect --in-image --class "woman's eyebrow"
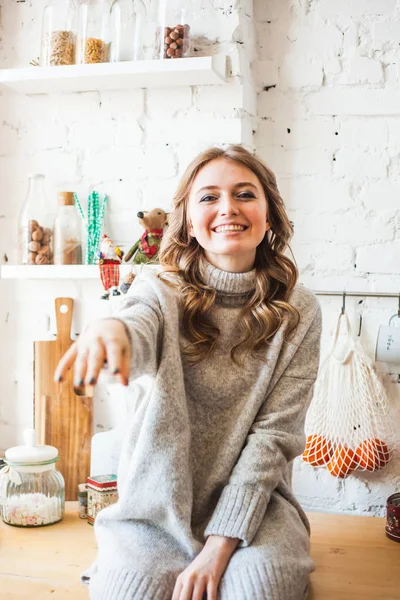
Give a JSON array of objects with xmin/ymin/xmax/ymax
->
[
  {"xmin": 196, "ymin": 181, "xmax": 258, "ymax": 195},
  {"xmin": 196, "ymin": 185, "xmax": 220, "ymax": 194},
  {"xmin": 233, "ymin": 181, "xmax": 258, "ymax": 190}
]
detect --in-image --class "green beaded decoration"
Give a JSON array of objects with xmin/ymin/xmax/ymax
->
[{"xmin": 74, "ymin": 191, "xmax": 108, "ymax": 265}]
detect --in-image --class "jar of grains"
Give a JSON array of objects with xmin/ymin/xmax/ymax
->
[
  {"xmin": 155, "ymin": 0, "xmax": 193, "ymax": 60},
  {"xmin": 18, "ymin": 174, "xmax": 55, "ymax": 265},
  {"xmin": 40, "ymin": 0, "xmax": 77, "ymax": 66},
  {"xmin": 0, "ymin": 430, "xmax": 65, "ymax": 528},
  {"xmin": 77, "ymin": 0, "xmax": 112, "ymax": 64},
  {"xmin": 54, "ymin": 192, "xmax": 83, "ymax": 265}
]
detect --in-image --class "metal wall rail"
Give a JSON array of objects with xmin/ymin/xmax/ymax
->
[
  {"xmin": 313, "ymin": 291, "xmax": 399, "ymax": 299},
  {"xmin": 312, "ymin": 290, "xmax": 400, "ymax": 316}
]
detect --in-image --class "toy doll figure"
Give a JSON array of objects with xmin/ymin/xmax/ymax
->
[
  {"xmin": 98, "ymin": 234, "xmax": 123, "ymax": 300},
  {"xmin": 121, "ymin": 208, "xmax": 168, "ymax": 294}
]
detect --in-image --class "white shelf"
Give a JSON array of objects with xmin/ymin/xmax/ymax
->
[
  {"xmin": 0, "ymin": 56, "xmax": 227, "ymax": 95},
  {"xmin": 0, "ymin": 264, "xmax": 160, "ymax": 280}
]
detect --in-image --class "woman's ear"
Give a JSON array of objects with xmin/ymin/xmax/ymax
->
[{"xmin": 265, "ymin": 221, "xmax": 271, "ymax": 232}]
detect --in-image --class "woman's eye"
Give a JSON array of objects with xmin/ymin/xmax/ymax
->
[
  {"xmin": 237, "ymin": 192, "xmax": 255, "ymax": 199},
  {"xmin": 200, "ymin": 195, "xmax": 217, "ymax": 202}
]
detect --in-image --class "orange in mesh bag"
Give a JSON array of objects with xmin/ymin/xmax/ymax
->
[
  {"xmin": 327, "ymin": 446, "xmax": 356, "ymax": 478},
  {"xmin": 302, "ymin": 434, "xmax": 332, "ymax": 466},
  {"xmin": 303, "ymin": 312, "xmax": 396, "ymax": 478},
  {"xmin": 355, "ymin": 438, "xmax": 390, "ymax": 471}
]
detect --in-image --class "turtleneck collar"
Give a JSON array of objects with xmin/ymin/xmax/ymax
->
[{"xmin": 200, "ymin": 256, "xmax": 256, "ymax": 302}]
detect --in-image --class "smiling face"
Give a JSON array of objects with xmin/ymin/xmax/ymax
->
[{"xmin": 187, "ymin": 158, "xmax": 271, "ymax": 273}]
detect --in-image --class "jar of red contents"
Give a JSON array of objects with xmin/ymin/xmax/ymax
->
[
  {"xmin": 386, "ymin": 492, "xmax": 400, "ymax": 542},
  {"xmin": 155, "ymin": 0, "xmax": 193, "ymax": 59}
]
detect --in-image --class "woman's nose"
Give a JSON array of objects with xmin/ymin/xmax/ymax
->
[{"xmin": 219, "ymin": 197, "xmax": 239, "ymax": 216}]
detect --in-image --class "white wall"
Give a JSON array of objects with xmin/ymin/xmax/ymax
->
[
  {"xmin": 253, "ymin": 0, "xmax": 400, "ymax": 515},
  {"xmin": 0, "ymin": 0, "xmax": 399, "ymax": 516},
  {"xmin": 0, "ymin": 0, "xmax": 254, "ymax": 448}
]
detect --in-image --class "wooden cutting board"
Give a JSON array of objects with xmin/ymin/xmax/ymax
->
[{"xmin": 34, "ymin": 298, "xmax": 93, "ymax": 501}]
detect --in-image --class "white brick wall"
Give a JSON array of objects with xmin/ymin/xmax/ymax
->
[
  {"xmin": 0, "ymin": 1, "xmax": 255, "ymax": 450},
  {"xmin": 0, "ymin": 0, "xmax": 399, "ymax": 518},
  {"xmin": 255, "ymin": 0, "xmax": 400, "ymax": 517}
]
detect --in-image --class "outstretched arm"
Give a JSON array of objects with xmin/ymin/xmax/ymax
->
[
  {"xmin": 54, "ymin": 276, "xmax": 162, "ymax": 386},
  {"xmin": 115, "ymin": 282, "xmax": 162, "ymax": 379}
]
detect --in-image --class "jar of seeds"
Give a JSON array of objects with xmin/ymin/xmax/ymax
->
[
  {"xmin": 40, "ymin": 0, "xmax": 77, "ymax": 66},
  {"xmin": 155, "ymin": 0, "xmax": 192, "ymax": 59},
  {"xmin": 18, "ymin": 175, "xmax": 55, "ymax": 266},
  {"xmin": 77, "ymin": 0, "xmax": 112, "ymax": 64}
]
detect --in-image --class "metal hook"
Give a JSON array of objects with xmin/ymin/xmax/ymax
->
[
  {"xmin": 358, "ymin": 314, "xmax": 363, "ymax": 337},
  {"xmin": 398, "ymin": 293, "xmax": 400, "ymax": 318},
  {"xmin": 341, "ymin": 292, "xmax": 346, "ymax": 315}
]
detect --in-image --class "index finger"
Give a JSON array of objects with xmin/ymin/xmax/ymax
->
[{"xmin": 54, "ymin": 342, "xmax": 78, "ymax": 383}]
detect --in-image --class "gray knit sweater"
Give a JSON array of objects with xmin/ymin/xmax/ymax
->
[{"xmin": 86, "ymin": 259, "xmax": 322, "ymax": 600}]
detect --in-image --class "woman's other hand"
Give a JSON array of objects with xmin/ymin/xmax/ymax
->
[{"xmin": 171, "ymin": 536, "xmax": 239, "ymax": 600}]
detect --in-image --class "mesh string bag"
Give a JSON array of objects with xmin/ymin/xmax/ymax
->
[{"xmin": 303, "ymin": 312, "xmax": 397, "ymax": 478}]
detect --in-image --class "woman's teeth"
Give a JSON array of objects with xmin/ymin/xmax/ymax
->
[{"xmin": 214, "ymin": 225, "xmax": 246, "ymax": 233}]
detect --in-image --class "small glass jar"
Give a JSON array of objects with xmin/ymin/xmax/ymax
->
[
  {"xmin": 110, "ymin": 0, "xmax": 147, "ymax": 61},
  {"xmin": 40, "ymin": 0, "xmax": 77, "ymax": 66},
  {"xmin": 18, "ymin": 174, "xmax": 54, "ymax": 265},
  {"xmin": 155, "ymin": 0, "xmax": 192, "ymax": 60},
  {"xmin": 77, "ymin": 0, "xmax": 112, "ymax": 64},
  {"xmin": 54, "ymin": 192, "xmax": 83, "ymax": 265},
  {"xmin": 0, "ymin": 430, "xmax": 65, "ymax": 528}
]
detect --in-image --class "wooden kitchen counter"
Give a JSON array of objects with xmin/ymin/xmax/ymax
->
[
  {"xmin": 1, "ymin": 502, "xmax": 96, "ymax": 599},
  {"xmin": 0, "ymin": 502, "xmax": 399, "ymax": 599}
]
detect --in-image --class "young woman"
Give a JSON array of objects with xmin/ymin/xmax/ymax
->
[{"xmin": 55, "ymin": 145, "xmax": 321, "ymax": 600}]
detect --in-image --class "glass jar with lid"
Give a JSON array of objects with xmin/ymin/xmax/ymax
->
[
  {"xmin": 155, "ymin": 0, "xmax": 193, "ymax": 60},
  {"xmin": 0, "ymin": 429, "xmax": 65, "ymax": 527},
  {"xmin": 77, "ymin": 0, "xmax": 112, "ymax": 64},
  {"xmin": 40, "ymin": 0, "xmax": 78, "ymax": 66},
  {"xmin": 54, "ymin": 192, "xmax": 83, "ymax": 265},
  {"xmin": 110, "ymin": 0, "xmax": 147, "ymax": 61},
  {"xmin": 18, "ymin": 174, "xmax": 55, "ymax": 265}
]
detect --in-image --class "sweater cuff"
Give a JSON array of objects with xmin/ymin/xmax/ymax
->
[
  {"xmin": 106, "ymin": 317, "xmax": 133, "ymax": 347},
  {"xmin": 204, "ymin": 485, "xmax": 267, "ymax": 547}
]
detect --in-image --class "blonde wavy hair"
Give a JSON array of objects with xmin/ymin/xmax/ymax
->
[{"xmin": 158, "ymin": 144, "xmax": 299, "ymax": 365}]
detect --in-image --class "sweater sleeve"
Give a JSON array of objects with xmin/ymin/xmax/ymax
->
[
  {"xmin": 204, "ymin": 304, "xmax": 322, "ymax": 547},
  {"xmin": 113, "ymin": 275, "xmax": 163, "ymax": 381}
]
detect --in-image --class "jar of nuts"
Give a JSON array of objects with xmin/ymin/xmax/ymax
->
[
  {"xmin": 18, "ymin": 175, "xmax": 55, "ymax": 266},
  {"xmin": 40, "ymin": 0, "xmax": 77, "ymax": 67},
  {"xmin": 155, "ymin": 0, "xmax": 192, "ymax": 59},
  {"xmin": 76, "ymin": 0, "xmax": 112, "ymax": 64}
]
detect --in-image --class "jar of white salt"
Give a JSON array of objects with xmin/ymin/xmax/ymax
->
[{"xmin": 0, "ymin": 429, "xmax": 65, "ymax": 527}]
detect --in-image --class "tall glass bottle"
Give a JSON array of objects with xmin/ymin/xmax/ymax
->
[
  {"xmin": 18, "ymin": 175, "xmax": 55, "ymax": 266},
  {"xmin": 77, "ymin": 0, "xmax": 112, "ymax": 64},
  {"xmin": 54, "ymin": 192, "xmax": 83, "ymax": 265},
  {"xmin": 40, "ymin": 0, "xmax": 77, "ymax": 66},
  {"xmin": 110, "ymin": 0, "xmax": 147, "ymax": 61},
  {"xmin": 155, "ymin": 0, "xmax": 192, "ymax": 60}
]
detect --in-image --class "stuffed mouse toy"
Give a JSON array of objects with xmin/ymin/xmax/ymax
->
[{"xmin": 120, "ymin": 208, "xmax": 168, "ymax": 294}]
